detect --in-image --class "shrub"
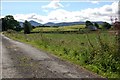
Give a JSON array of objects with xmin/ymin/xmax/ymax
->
[{"xmin": 102, "ymin": 22, "xmax": 111, "ymax": 29}]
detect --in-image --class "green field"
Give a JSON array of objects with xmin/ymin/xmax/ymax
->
[
  {"xmin": 4, "ymin": 25, "xmax": 120, "ymax": 78},
  {"xmin": 33, "ymin": 25, "xmax": 85, "ymax": 32}
]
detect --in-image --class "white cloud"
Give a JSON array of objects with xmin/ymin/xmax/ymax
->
[
  {"xmin": 0, "ymin": 16, "xmax": 4, "ymax": 19},
  {"xmin": 91, "ymin": 1, "xmax": 99, "ymax": 4},
  {"xmin": 14, "ymin": 13, "xmax": 47, "ymax": 23},
  {"xmin": 13, "ymin": 2, "xmax": 118, "ymax": 24},
  {"xmin": 41, "ymin": 0, "xmax": 64, "ymax": 9}
]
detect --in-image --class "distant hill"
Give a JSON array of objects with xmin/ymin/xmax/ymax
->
[
  {"xmin": 29, "ymin": 20, "xmax": 42, "ymax": 27},
  {"xmin": 43, "ymin": 21, "xmax": 85, "ymax": 26},
  {"xmin": 19, "ymin": 20, "xmax": 42, "ymax": 27},
  {"xmin": 19, "ymin": 21, "xmax": 104, "ymax": 27},
  {"xmin": 55, "ymin": 22, "xmax": 85, "ymax": 26},
  {"xmin": 44, "ymin": 22, "xmax": 55, "ymax": 26},
  {"xmin": 92, "ymin": 21, "xmax": 103, "ymax": 24},
  {"xmin": 44, "ymin": 21, "xmax": 103, "ymax": 27}
]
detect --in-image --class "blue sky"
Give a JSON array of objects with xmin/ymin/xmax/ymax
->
[
  {"xmin": 1, "ymin": 0, "xmax": 119, "ymax": 23},
  {"xmin": 2, "ymin": 2, "xmax": 113, "ymax": 16}
]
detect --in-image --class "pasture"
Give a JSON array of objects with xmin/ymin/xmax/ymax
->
[{"xmin": 33, "ymin": 25, "xmax": 85, "ymax": 32}]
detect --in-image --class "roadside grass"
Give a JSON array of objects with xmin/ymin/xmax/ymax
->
[{"xmin": 3, "ymin": 28, "xmax": 120, "ymax": 78}]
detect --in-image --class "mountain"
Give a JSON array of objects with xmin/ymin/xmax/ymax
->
[
  {"xmin": 19, "ymin": 20, "xmax": 104, "ymax": 27},
  {"xmin": 44, "ymin": 22, "xmax": 55, "ymax": 26},
  {"xmin": 29, "ymin": 20, "xmax": 42, "ymax": 26},
  {"xmin": 44, "ymin": 21, "xmax": 103, "ymax": 27},
  {"xmin": 93, "ymin": 21, "xmax": 103, "ymax": 24},
  {"xmin": 43, "ymin": 21, "xmax": 85, "ymax": 27},
  {"xmin": 55, "ymin": 22, "xmax": 85, "ymax": 26},
  {"xmin": 19, "ymin": 20, "xmax": 42, "ymax": 27}
]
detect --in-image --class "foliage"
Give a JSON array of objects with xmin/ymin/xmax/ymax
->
[
  {"xmin": 4, "ymin": 29, "xmax": 120, "ymax": 78},
  {"xmin": 32, "ymin": 26, "xmax": 36, "ymax": 29},
  {"xmin": 23, "ymin": 20, "xmax": 32, "ymax": 34},
  {"xmin": 85, "ymin": 21, "xmax": 98, "ymax": 31},
  {"xmin": 2, "ymin": 15, "xmax": 21, "ymax": 31},
  {"xmin": 94, "ymin": 22, "xmax": 99, "ymax": 29},
  {"xmin": 102, "ymin": 22, "xmax": 111, "ymax": 29},
  {"xmin": 114, "ymin": 21, "xmax": 120, "ymax": 62},
  {"xmin": 85, "ymin": 20, "xmax": 93, "ymax": 26}
]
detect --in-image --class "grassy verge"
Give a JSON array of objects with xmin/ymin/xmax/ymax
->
[{"xmin": 3, "ymin": 30, "xmax": 120, "ymax": 78}]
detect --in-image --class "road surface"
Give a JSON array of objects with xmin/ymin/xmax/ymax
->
[{"xmin": 1, "ymin": 33, "xmax": 102, "ymax": 78}]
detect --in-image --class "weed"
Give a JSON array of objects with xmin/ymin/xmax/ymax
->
[{"xmin": 4, "ymin": 28, "xmax": 120, "ymax": 78}]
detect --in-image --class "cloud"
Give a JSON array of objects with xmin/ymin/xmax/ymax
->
[
  {"xmin": 41, "ymin": 0, "xmax": 64, "ymax": 9},
  {"xmin": 91, "ymin": 1, "xmax": 99, "ymax": 4},
  {"xmin": 0, "ymin": 16, "xmax": 4, "ymax": 19},
  {"xmin": 46, "ymin": 2, "xmax": 118, "ymax": 23},
  {"xmin": 14, "ymin": 13, "xmax": 46, "ymax": 23},
  {"xmin": 13, "ymin": 2, "xmax": 118, "ymax": 24}
]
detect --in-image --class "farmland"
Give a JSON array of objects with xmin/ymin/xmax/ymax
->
[{"xmin": 4, "ymin": 24, "xmax": 120, "ymax": 78}]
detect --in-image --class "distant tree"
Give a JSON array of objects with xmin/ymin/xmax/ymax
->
[
  {"xmin": 102, "ymin": 22, "xmax": 111, "ymax": 29},
  {"xmin": 23, "ymin": 20, "xmax": 32, "ymax": 34},
  {"xmin": 85, "ymin": 20, "xmax": 93, "ymax": 27},
  {"xmin": 85, "ymin": 20, "xmax": 98, "ymax": 30},
  {"xmin": 2, "ymin": 15, "xmax": 20, "ymax": 31},
  {"xmin": 94, "ymin": 22, "xmax": 99, "ymax": 29},
  {"xmin": 32, "ymin": 26, "xmax": 35, "ymax": 29}
]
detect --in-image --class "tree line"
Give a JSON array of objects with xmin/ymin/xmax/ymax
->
[
  {"xmin": 85, "ymin": 20, "xmax": 111, "ymax": 30},
  {"xmin": 1, "ymin": 15, "xmax": 32, "ymax": 34},
  {"xmin": 1, "ymin": 15, "xmax": 112, "ymax": 34}
]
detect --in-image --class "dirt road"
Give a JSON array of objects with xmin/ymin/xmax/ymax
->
[{"xmin": 1, "ymin": 34, "xmax": 102, "ymax": 78}]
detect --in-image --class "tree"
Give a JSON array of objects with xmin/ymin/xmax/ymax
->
[
  {"xmin": 2, "ymin": 15, "xmax": 20, "ymax": 31},
  {"xmin": 102, "ymin": 22, "xmax": 111, "ymax": 29},
  {"xmin": 15, "ymin": 24, "xmax": 22, "ymax": 31},
  {"xmin": 23, "ymin": 20, "xmax": 32, "ymax": 34},
  {"xmin": 2, "ymin": 18, "xmax": 7, "ymax": 31},
  {"xmin": 94, "ymin": 22, "xmax": 99, "ymax": 29},
  {"xmin": 85, "ymin": 20, "xmax": 93, "ymax": 26},
  {"xmin": 85, "ymin": 20, "xmax": 97, "ymax": 31}
]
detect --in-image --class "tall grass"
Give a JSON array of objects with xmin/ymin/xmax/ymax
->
[{"xmin": 4, "ymin": 29, "xmax": 120, "ymax": 78}]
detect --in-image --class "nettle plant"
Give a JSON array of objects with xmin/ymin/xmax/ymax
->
[{"xmin": 83, "ymin": 20, "xmax": 120, "ymax": 75}]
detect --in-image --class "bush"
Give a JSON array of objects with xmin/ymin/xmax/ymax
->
[{"xmin": 102, "ymin": 22, "xmax": 111, "ymax": 29}]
